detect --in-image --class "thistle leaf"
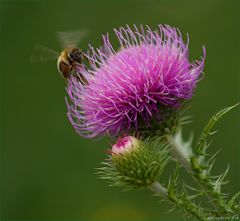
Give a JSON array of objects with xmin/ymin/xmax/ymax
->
[
  {"xmin": 190, "ymin": 103, "xmax": 239, "ymax": 215},
  {"xmin": 196, "ymin": 103, "xmax": 239, "ymax": 153},
  {"xmin": 227, "ymin": 191, "xmax": 240, "ymax": 212}
]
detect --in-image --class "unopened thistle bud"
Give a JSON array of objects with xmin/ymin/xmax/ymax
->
[
  {"xmin": 98, "ymin": 136, "xmax": 169, "ymax": 189},
  {"xmin": 111, "ymin": 136, "xmax": 139, "ymax": 155}
]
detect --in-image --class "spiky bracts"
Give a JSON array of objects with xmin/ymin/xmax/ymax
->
[
  {"xmin": 66, "ymin": 25, "xmax": 205, "ymax": 138},
  {"xmin": 98, "ymin": 136, "xmax": 169, "ymax": 189}
]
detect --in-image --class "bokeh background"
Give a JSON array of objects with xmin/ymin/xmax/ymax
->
[{"xmin": 1, "ymin": 0, "xmax": 239, "ymax": 220}]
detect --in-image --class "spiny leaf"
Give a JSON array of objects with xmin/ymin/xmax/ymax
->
[
  {"xmin": 187, "ymin": 192, "xmax": 205, "ymax": 200},
  {"xmin": 215, "ymin": 165, "xmax": 230, "ymax": 186},
  {"xmin": 196, "ymin": 103, "xmax": 239, "ymax": 153},
  {"xmin": 227, "ymin": 191, "xmax": 240, "ymax": 212},
  {"xmin": 188, "ymin": 104, "xmax": 239, "ymax": 215},
  {"xmin": 185, "ymin": 184, "xmax": 202, "ymax": 193}
]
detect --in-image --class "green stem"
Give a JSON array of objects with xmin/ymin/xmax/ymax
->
[{"xmin": 148, "ymin": 182, "xmax": 208, "ymax": 221}]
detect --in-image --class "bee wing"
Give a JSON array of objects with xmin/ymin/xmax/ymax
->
[
  {"xmin": 57, "ymin": 30, "xmax": 89, "ymax": 48},
  {"xmin": 30, "ymin": 44, "xmax": 59, "ymax": 63}
]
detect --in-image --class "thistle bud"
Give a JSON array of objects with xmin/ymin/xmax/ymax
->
[
  {"xmin": 98, "ymin": 136, "xmax": 169, "ymax": 189},
  {"xmin": 111, "ymin": 136, "xmax": 140, "ymax": 155}
]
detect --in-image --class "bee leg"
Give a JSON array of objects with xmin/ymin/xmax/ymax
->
[
  {"xmin": 72, "ymin": 69, "xmax": 88, "ymax": 86},
  {"xmin": 78, "ymin": 73, "xmax": 88, "ymax": 86},
  {"xmin": 82, "ymin": 51, "xmax": 90, "ymax": 63}
]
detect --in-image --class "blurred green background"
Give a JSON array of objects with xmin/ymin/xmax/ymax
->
[{"xmin": 0, "ymin": 0, "xmax": 239, "ymax": 220}]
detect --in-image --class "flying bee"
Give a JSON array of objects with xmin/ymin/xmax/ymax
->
[
  {"xmin": 57, "ymin": 47, "xmax": 86, "ymax": 80},
  {"xmin": 31, "ymin": 30, "xmax": 89, "ymax": 83}
]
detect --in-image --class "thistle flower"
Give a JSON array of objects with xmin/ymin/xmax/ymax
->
[{"xmin": 66, "ymin": 25, "xmax": 206, "ymax": 138}]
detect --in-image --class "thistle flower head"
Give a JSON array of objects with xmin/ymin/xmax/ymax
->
[{"xmin": 66, "ymin": 25, "xmax": 206, "ymax": 138}]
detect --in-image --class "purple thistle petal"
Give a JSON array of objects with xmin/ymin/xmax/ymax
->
[{"xmin": 66, "ymin": 25, "xmax": 206, "ymax": 138}]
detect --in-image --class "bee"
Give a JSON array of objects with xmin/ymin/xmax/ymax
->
[
  {"xmin": 31, "ymin": 30, "xmax": 89, "ymax": 83},
  {"xmin": 57, "ymin": 47, "xmax": 85, "ymax": 80}
]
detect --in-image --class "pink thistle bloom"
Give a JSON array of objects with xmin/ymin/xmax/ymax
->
[{"xmin": 66, "ymin": 25, "xmax": 206, "ymax": 138}]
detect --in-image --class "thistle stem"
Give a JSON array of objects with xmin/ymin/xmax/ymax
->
[
  {"xmin": 148, "ymin": 181, "xmax": 168, "ymax": 197},
  {"xmin": 166, "ymin": 134, "xmax": 192, "ymax": 173},
  {"xmin": 148, "ymin": 182, "xmax": 208, "ymax": 221}
]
